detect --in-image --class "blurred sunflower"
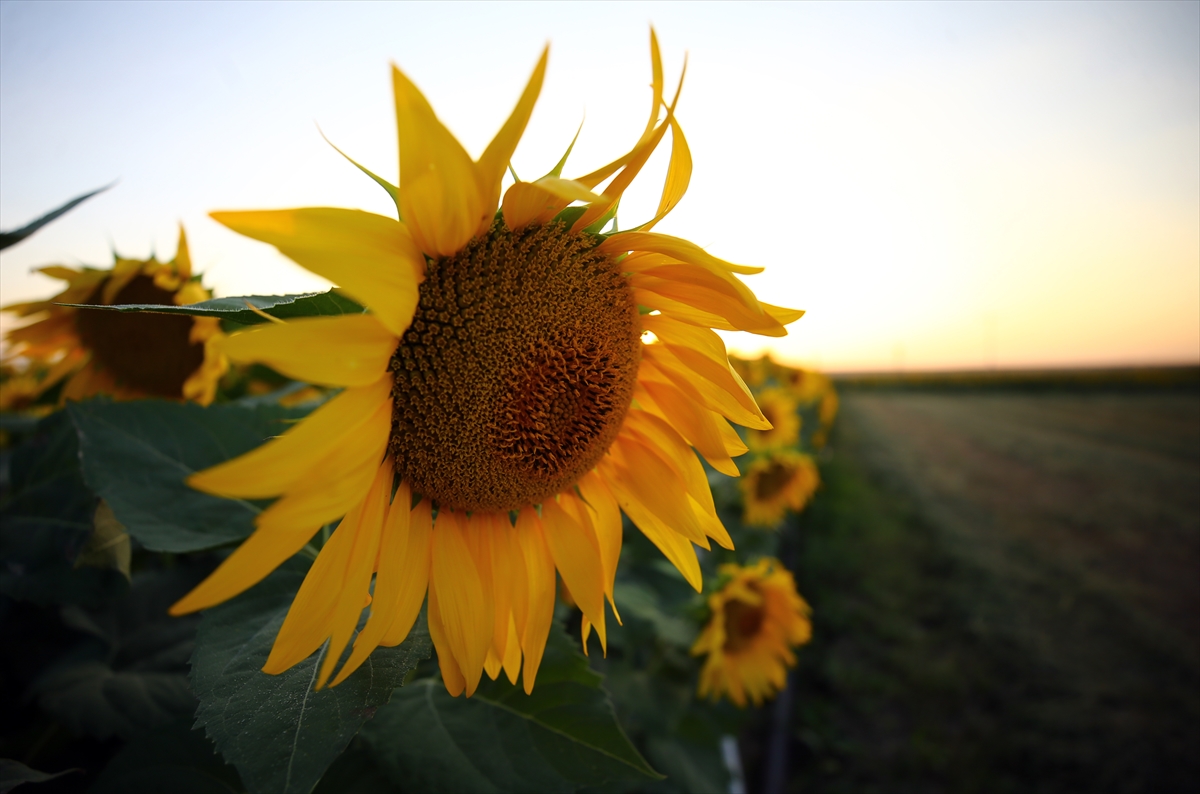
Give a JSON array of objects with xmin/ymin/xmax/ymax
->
[
  {"xmin": 741, "ymin": 450, "xmax": 820, "ymax": 527},
  {"xmin": 171, "ymin": 33, "xmax": 802, "ymax": 697},
  {"xmin": 692, "ymin": 558, "xmax": 811, "ymax": 707},
  {"xmin": 744, "ymin": 387, "xmax": 800, "ymax": 452},
  {"xmin": 1, "ymin": 228, "xmax": 226, "ymax": 407}
]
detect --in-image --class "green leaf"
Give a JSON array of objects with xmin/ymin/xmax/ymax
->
[
  {"xmin": 89, "ymin": 718, "xmax": 243, "ymax": 794},
  {"xmin": 0, "ymin": 759, "xmax": 79, "ymax": 793},
  {"xmin": 0, "ymin": 183, "xmax": 112, "ymax": 251},
  {"xmin": 361, "ymin": 624, "xmax": 660, "ymax": 793},
  {"xmin": 31, "ymin": 569, "xmax": 203, "ymax": 740},
  {"xmin": 612, "ymin": 581, "xmax": 697, "ymax": 650},
  {"xmin": 0, "ymin": 411, "xmax": 126, "ymax": 605},
  {"xmin": 68, "ymin": 399, "xmax": 312, "ymax": 552},
  {"xmin": 58, "ymin": 290, "xmax": 365, "ymax": 327},
  {"xmin": 191, "ymin": 561, "xmax": 431, "ymax": 794},
  {"xmin": 311, "ymin": 737, "xmax": 400, "ymax": 794}
]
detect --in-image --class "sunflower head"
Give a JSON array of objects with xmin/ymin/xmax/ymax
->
[
  {"xmin": 177, "ymin": 32, "xmax": 804, "ymax": 698},
  {"xmin": 744, "ymin": 387, "xmax": 800, "ymax": 453},
  {"xmin": 691, "ymin": 558, "xmax": 812, "ymax": 707},
  {"xmin": 1, "ymin": 227, "xmax": 227, "ymax": 406},
  {"xmin": 740, "ymin": 450, "xmax": 820, "ymax": 528}
]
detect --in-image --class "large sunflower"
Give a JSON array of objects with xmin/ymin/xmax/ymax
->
[
  {"xmin": 1, "ymin": 228, "xmax": 226, "ymax": 407},
  {"xmin": 692, "ymin": 558, "xmax": 812, "ymax": 707},
  {"xmin": 170, "ymin": 33, "xmax": 802, "ymax": 697}
]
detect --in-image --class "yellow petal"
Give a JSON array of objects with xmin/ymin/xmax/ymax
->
[
  {"xmin": 632, "ymin": 273, "xmax": 785, "ymax": 336},
  {"xmin": 558, "ymin": 491, "xmax": 618, "ymax": 628},
  {"xmin": 634, "ymin": 376, "xmax": 742, "ymax": 476},
  {"xmin": 501, "ymin": 177, "xmax": 605, "ymax": 231},
  {"xmin": 210, "ymin": 208, "xmax": 424, "ymax": 337},
  {"xmin": 380, "ymin": 497, "xmax": 434, "ymax": 646},
  {"xmin": 393, "ymin": 65, "xmax": 484, "ymax": 258},
  {"xmin": 622, "ymin": 410, "xmax": 715, "ymax": 515},
  {"xmin": 763, "ymin": 302, "xmax": 806, "ymax": 325},
  {"xmin": 541, "ymin": 498, "xmax": 607, "ymax": 651},
  {"xmin": 484, "ymin": 646, "xmax": 504, "ymax": 682},
  {"xmin": 606, "ymin": 434, "xmax": 709, "ymax": 549},
  {"xmin": 189, "ymin": 377, "xmax": 391, "ymax": 499},
  {"xmin": 599, "ymin": 231, "xmax": 763, "ymax": 275},
  {"xmin": 251, "ymin": 397, "xmax": 391, "ymax": 533},
  {"xmin": 644, "ymin": 316, "xmax": 760, "ymax": 408},
  {"xmin": 638, "ymin": 115, "xmax": 692, "ymax": 233},
  {"xmin": 430, "ymin": 510, "xmax": 490, "ymax": 696},
  {"xmin": 217, "ymin": 315, "xmax": 395, "ymax": 388},
  {"xmin": 268, "ymin": 461, "xmax": 390, "ymax": 687},
  {"xmin": 515, "ymin": 506, "xmax": 556, "ymax": 694},
  {"xmin": 477, "ymin": 47, "xmax": 549, "ymax": 230},
  {"xmin": 575, "ymin": 470, "xmax": 622, "ymax": 611},
  {"xmin": 332, "ymin": 484, "xmax": 431, "ymax": 686},
  {"xmin": 570, "ymin": 120, "xmax": 671, "ymax": 234},
  {"xmin": 174, "ymin": 225, "xmax": 192, "ymax": 280},
  {"xmin": 641, "ymin": 334, "xmax": 768, "ymax": 430},
  {"xmin": 171, "ymin": 403, "xmax": 390, "ymax": 616},
  {"xmin": 428, "ymin": 586, "xmax": 466, "ymax": 697},
  {"xmin": 469, "ymin": 512, "xmax": 512, "ymax": 664},
  {"xmin": 597, "ymin": 458, "xmax": 703, "ymax": 591},
  {"xmin": 501, "ymin": 616, "xmax": 522, "ymax": 686},
  {"xmin": 643, "ymin": 29, "xmax": 665, "ymax": 141}
]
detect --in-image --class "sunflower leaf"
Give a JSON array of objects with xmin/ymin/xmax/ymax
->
[
  {"xmin": 0, "ymin": 410, "xmax": 127, "ymax": 605},
  {"xmin": 68, "ymin": 399, "xmax": 312, "ymax": 552},
  {"xmin": 56, "ymin": 289, "xmax": 365, "ymax": 327},
  {"xmin": 191, "ymin": 561, "xmax": 431, "ymax": 794},
  {"xmin": 360, "ymin": 623, "xmax": 661, "ymax": 793},
  {"xmin": 0, "ymin": 182, "xmax": 112, "ymax": 251},
  {"xmin": 89, "ymin": 718, "xmax": 243, "ymax": 794},
  {"xmin": 30, "ymin": 569, "xmax": 204, "ymax": 741}
]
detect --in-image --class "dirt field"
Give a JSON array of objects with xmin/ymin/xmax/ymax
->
[{"xmin": 784, "ymin": 388, "xmax": 1200, "ymax": 793}]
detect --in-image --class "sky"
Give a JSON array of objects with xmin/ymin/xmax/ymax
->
[{"xmin": 1, "ymin": 0, "xmax": 1197, "ymax": 372}]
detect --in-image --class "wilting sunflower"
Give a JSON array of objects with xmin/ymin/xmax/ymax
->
[
  {"xmin": 744, "ymin": 387, "xmax": 800, "ymax": 452},
  {"xmin": 170, "ymin": 33, "xmax": 802, "ymax": 697},
  {"xmin": 1, "ymin": 228, "xmax": 226, "ymax": 407},
  {"xmin": 740, "ymin": 450, "xmax": 820, "ymax": 527},
  {"xmin": 692, "ymin": 558, "xmax": 811, "ymax": 707}
]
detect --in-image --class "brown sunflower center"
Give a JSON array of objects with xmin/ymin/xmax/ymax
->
[
  {"xmin": 73, "ymin": 275, "xmax": 204, "ymax": 398},
  {"xmin": 754, "ymin": 461, "xmax": 795, "ymax": 501},
  {"xmin": 723, "ymin": 597, "xmax": 766, "ymax": 652},
  {"xmin": 388, "ymin": 221, "xmax": 641, "ymax": 512}
]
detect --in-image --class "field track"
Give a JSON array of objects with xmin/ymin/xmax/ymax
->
[{"xmin": 784, "ymin": 387, "xmax": 1200, "ymax": 793}]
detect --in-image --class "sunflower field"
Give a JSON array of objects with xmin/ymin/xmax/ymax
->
[{"xmin": 0, "ymin": 34, "xmax": 841, "ymax": 794}]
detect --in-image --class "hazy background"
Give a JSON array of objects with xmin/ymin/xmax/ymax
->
[{"xmin": 1, "ymin": 0, "xmax": 1197, "ymax": 373}]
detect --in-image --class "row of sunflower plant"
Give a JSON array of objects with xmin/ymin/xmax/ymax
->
[{"xmin": 0, "ymin": 31, "xmax": 838, "ymax": 794}]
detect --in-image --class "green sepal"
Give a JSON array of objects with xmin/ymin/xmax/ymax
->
[
  {"xmin": 319, "ymin": 127, "xmax": 402, "ymax": 219},
  {"xmin": 542, "ymin": 120, "xmax": 584, "ymax": 179}
]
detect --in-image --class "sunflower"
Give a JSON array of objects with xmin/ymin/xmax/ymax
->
[
  {"xmin": 744, "ymin": 387, "xmax": 800, "ymax": 452},
  {"xmin": 691, "ymin": 558, "xmax": 812, "ymax": 707},
  {"xmin": 740, "ymin": 450, "xmax": 820, "ymax": 528},
  {"xmin": 169, "ymin": 33, "xmax": 802, "ymax": 697},
  {"xmin": 1, "ymin": 228, "xmax": 227, "ymax": 407}
]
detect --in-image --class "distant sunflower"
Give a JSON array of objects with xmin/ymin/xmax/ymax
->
[
  {"xmin": 170, "ymin": 33, "xmax": 802, "ymax": 697},
  {"xmin": 692, "ymin": 558, "xmax": 811, "ymax": 707},
  {"xmin": 741, "ymin": 450, "xmax": 820, "ymax": 527},
  {"xmin": 1, "ymin": 228, "xmax": 226, "ymax": 407},
  {"xmin": 744, "ymin": 387, "xmax": 800, "ymax": 452}
]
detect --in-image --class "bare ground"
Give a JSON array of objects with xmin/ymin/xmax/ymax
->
[{"xmin": 785, "ymin": 388, "xmax": 1200, "ymax": 794}]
